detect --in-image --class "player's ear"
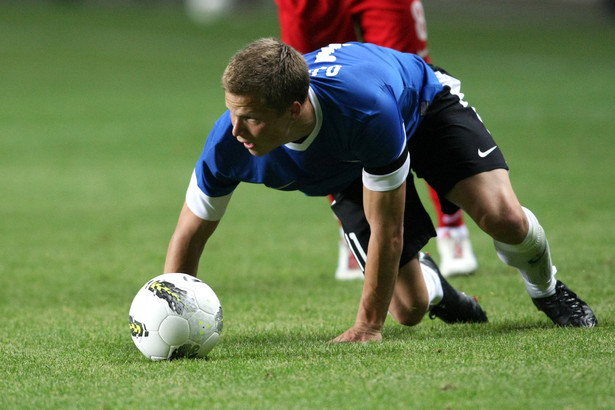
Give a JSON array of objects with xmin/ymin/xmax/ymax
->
[{"xmin": 288, "ymin": 100, "xmax": 302, "ymax": 120}]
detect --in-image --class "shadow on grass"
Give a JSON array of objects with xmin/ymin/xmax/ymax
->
[{"xmin": 119, "ymin": 316, "xmax": 609, "ymax": 363}]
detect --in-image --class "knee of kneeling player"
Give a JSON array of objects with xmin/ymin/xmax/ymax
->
[{"xmin": 390, "ymin": 300, "xmax": 430, "ymax": 327}]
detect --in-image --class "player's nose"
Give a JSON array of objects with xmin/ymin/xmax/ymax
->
[{"xmin": 230, "ymin": 116, "xmax": 245, "ymax": 138}]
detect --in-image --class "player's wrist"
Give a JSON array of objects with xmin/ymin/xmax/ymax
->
[
  {"xmin": 350, "ymin": 321, "xmax": 384, "ymax": 340},
  {"xmin": 354, "ymin": 312, "xmax": 386, "ymax": 333}
]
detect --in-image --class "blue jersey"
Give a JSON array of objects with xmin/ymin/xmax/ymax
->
[{"xmin": 187, "ymin": 42, "xmax": 443, "ymax": 220}]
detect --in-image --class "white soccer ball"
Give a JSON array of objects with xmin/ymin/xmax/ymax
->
[{"xmin": 128, "ymin": 273, "xmax": 223, "ymax": 361}]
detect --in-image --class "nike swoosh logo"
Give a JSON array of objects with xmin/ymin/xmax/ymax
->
[{"xmin": 478, "ymin": 146, "xmax": 498, "ymax": 158}]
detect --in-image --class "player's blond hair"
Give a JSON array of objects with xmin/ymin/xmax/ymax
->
[{"xmin": 222, "ymin": 38, "xmax": 310, "ymax": 113}]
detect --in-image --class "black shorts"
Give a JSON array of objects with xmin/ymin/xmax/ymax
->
[
  {"xmin": 331, "ymin": 173, "xmax": 436, "ymax": 271},
  {"xmin": 409, "ymin": 72, "xmax": 509, "ymax": 214}
]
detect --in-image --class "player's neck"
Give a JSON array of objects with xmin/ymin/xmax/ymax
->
[{"xmin": 291, "ymin": 99, "xmax": 316, "ymax": 143}]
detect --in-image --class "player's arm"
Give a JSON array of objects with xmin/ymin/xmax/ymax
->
[
  {"xmin": 342, "ymin": 183, "xmax": 406, "ymax": 342},
  {"xmin": 165, "ymin": 167, "xmax": 234, "ymax": 276},
  {"xmin": 164, "ymin": 202, "xmax": 219, "ymax": 277},
  {"xmin": 332, "ymin": 149, "xmax": 410, "ymax": 343}
]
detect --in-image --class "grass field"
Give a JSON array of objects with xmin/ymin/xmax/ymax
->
[{"xmin": 1, "ymin": 1, "xmax": 614, "ymax": 409}]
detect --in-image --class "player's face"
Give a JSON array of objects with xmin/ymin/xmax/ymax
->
[{"xmin": 225, "ymin": 92, "xmax": 294, "ymax": 157}]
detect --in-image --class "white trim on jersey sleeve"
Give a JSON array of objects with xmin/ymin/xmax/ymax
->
[
  {"xmin": 361, "ymin": 152, "xmax": 410, "ymax": 192},
  {"xmin": 185, "ymin": 170, "xmax": 233, "ymax": 221}
]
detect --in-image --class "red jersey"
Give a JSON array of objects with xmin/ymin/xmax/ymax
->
[{"xmin": 275, "ymin": 0, "xmax": 430, "ymax": 62}]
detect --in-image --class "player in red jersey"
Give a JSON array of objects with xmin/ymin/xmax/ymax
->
[{"xmin": 275, "ymin": 0, "xmax": 478, "ymax": 279}]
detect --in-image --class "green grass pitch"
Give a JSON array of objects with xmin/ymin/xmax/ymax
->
[{"xmin": 1, "ymin": 2, "xmax": 614, "ymax": 409}]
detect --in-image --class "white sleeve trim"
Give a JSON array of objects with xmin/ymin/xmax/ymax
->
[
  {"xmin": 361, "ymin": 153, "xmax": 410, "ymax": 192},
  {"xmin": 185, "ymin": 170, "xmax": 233, "ymax": 221}
]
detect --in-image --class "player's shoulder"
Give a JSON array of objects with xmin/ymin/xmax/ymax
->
[
  {"xmin": 205, "ymin": 111, "xmax": 233, "ymax": 146},
  {"xmin": 306, "ymin": 44, "xmax": 403, "ymax": 108},
  {"xmin": 201, "ymin": 111, "xmax": 249, "ymax": 162},
  {"xmin": 305, "ymin": 42, "xmax": 412, "ymax": 87}
]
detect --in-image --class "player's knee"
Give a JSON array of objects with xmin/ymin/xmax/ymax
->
[
  {"xmin": 397, "ymin": 313, "xmax": 424, "ymax": 327},
  {"xmin": 480, "ymin": 206, "xmax": 528, "ymax": 244},
  {"xmin": 390, "ymin": 299, "xmax": 430, "ymax": 327}
]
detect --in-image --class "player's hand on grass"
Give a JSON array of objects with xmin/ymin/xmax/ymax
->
[{"xmin": 330, "ymin": 322, "xmax": 382, "ymax": 343}]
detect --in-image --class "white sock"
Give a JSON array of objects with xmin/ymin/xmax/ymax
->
[
  {"xmin": 421, "ymin": 260, "xmax": 444, "ymax": 306},
  {"xmin": 494, "ymin": 207, "xmax": 557, "ymax": 299}
]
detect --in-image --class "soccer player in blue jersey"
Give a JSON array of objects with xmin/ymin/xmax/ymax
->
[{"xmin": 164, "ymin": 38, "xmax": 597, "ymax": 342}]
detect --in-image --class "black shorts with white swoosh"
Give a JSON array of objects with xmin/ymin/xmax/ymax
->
[{"xmin": 408, "ymin": 81, "xmax": 509, "ymax": 214}]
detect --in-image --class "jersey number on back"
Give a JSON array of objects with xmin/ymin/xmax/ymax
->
[{"xmin": 311, "ymin": 43, "xmax": 348, "ymax": 77}]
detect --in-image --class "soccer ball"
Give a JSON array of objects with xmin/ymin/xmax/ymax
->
[{"xmin": 128, "ymin": 273, "xmax": 223, "ymax": 361}]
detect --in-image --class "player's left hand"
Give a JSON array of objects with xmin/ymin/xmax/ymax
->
[{"xmin": 329, "ymin": 323, "xmax": 382, "ymax": 343}]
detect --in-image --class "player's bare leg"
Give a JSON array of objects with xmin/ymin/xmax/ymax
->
[
  {"xmin": 446, "ymin": 169, "xmax": 597, "ymax": 327},
  {"xmin": 389, "ymin": 254, "xmax": 487, "ymax": 326}
]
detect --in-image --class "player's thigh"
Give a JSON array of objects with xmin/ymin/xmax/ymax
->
[
  {"xmin": 447, "ymin": 169, "xmax": 527, "ymax": 243},
  {"xmin": 447, "ymin": 169, "xmax": 517, "ymax": 220}
]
